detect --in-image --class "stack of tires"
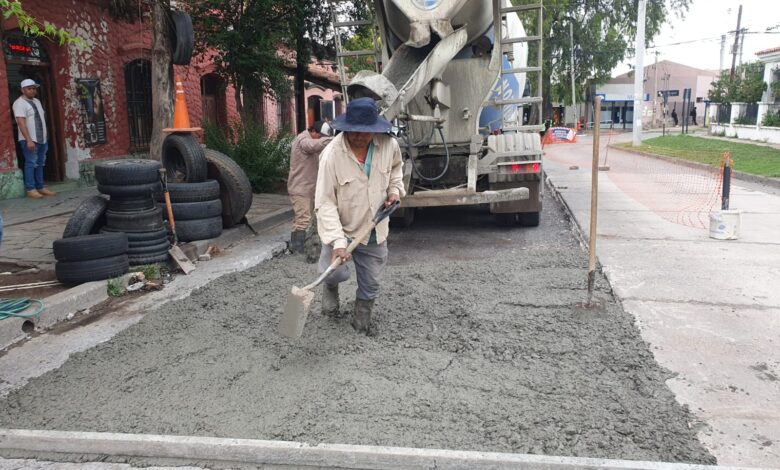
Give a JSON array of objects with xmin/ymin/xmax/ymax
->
[
  {"xmin": 158, "ymin": 135, "xmax": 252, "ymax": 239},
  {"xmin": 94, "ymin": 159, "xmax": 170, "ymax": 266},
  {"xmin": 158, "ymin": 180, "xmax": 223, "ymax": 242},
  {"xmin": 53, "ymin": 233, "xmax": 129, "ymax": 285}
]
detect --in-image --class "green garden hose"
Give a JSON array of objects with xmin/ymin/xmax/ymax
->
[{"xmin": 0, "ymin": 298, "xmax": 45, "ymax": 321}]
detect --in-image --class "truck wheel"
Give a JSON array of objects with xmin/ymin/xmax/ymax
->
[
  {"xmin": 519, "ymin": 212, "xmax": 540, "ymax": 227},
  {"xmin": 390, "ymin": 207, "xmax": 415, "ymax": 228},
  {"xmin": 495, "ymin": 213, "xmax": 519, "ymax": 226}
]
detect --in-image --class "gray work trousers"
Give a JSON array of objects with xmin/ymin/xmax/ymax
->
[{"xmin": 319, "ymin": 241, "xmax": 388, "ymax": 301}]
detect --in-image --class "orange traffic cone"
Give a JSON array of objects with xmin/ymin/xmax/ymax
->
[{"xmin": 163, "ymin": 75, "xmax": 201, "ymax": 133}]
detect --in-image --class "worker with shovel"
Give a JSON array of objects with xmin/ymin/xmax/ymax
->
[{"xmin": 315, "ymin": 97, "xmax": 405, "ymax": 334}]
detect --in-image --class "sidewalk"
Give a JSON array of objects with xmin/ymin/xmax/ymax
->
[
  {"xmin": 0, "ymin": 188, "xmax": 292, "ymax": 268},
  {"xmin": 544, "ymin": 133, "xmax": 780, "ymax": 468}
]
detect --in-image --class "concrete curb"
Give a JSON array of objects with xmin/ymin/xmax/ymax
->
[
  {"xmin": 0, "ymin": 208, "xmax": 292, "ymax": 352},
  {"xmin": 0, "ymin": 429, "xmax": 768, "ymax": 470},
  {"xmin": 609, "ymin": 145, "xmax": 780, "ymax": 190},
  {"xmin": 0, "ymin": 281, "xmax": 107, "ymax": 351}
]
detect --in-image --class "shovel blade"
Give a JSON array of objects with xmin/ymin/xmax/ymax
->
[
  {"xmin": 279, "ymin": 286, "xmax": 315, "ymax": 338},
  {"xmin": 169, "ymin": 245, "xmax": 196, "ymax": 274}
]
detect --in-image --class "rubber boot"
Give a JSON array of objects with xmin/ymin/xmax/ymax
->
[
  {"xmin": 351, "ymin": 298, "xmax": 376, "ymax": 335},
  {"xmin": 290, "ymin": 230, "xmax": 305, "ymax": 253},
  {"xmin": 321, "ymin": 283, "xmax": 340, "ymax": 317}
]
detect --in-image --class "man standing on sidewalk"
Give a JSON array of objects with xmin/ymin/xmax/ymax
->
[
  {"xmin": 287, "ymin": 120, "xmax": 332, "ymax": 253},
  {"xmin": 315, "ymin": 97, "xmax": 405, "ymax": 335},
  {"xmin": 13, "ymin": 79, "xmax": 55, "ymax": 199}
]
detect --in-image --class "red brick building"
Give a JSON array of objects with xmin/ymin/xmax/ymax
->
[{"xmin": 0, "ymin": 0, "xmax": 342, "ymax": 199}]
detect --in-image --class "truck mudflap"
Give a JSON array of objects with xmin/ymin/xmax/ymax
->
[{"xmin": 402, "ymin": 187, "xmax": 529, "ymax": 208}]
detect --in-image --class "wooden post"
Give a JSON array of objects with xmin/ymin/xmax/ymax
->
[{"xmin": 587, "ymin": 96, "xmax": 602, "ymax": 306}]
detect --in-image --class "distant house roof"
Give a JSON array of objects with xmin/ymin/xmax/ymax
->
[
  {"xmin": 757, "ymin": 46, "xmax": 780, "ymax": 56},
  {"xmin": 609, "ymin": 60, "xmax": 717, "ymax": 84}
]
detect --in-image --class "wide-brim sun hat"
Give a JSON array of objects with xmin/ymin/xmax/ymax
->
[{"xmin": 331, "ymin": 97, "xmax": 393, "ymax": 134}]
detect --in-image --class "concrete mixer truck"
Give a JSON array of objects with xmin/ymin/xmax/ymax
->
[{"xmin": 330, "ymin": 0, "xmax": 544, "ymax": 226}]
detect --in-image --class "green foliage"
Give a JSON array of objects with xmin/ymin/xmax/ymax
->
[
  {"xmin": 1, "ymin": 0, "xmax": 80, "ymax": 45},
  {"xmin": 514, "ymin": 0, "xmax": 691, "ymax": 115},
  {"xmin": 204, "ymin": 122, "xmax": 292, "ymax": 193},
  {"xmin": 708, "ymin": 62, "xmax": 767, "ymax": 104},
  {"xmin": 762, "ymin": 110, "xmax": 780, "ymax": 128},
  {"xmin": 133, "ymin": 264, "xmax": 161, "ymax": 281},
  {"xmin": 618, "ymin": 135, "xmax": 780, "ymax": 177},
  {"xmin": 771, "ymin": 80, "xmax": 780, "ymax": 100},
  {"xmin": 106, "ymin": 278, "xmax": 125, "ymax": 297},
  {"xmin": 189, "ymin": 0, "xmax": 294, "ymax": 120},
  {"xmin": 733, "ymin": 115, "xmax": 754, "ymax": 125}
]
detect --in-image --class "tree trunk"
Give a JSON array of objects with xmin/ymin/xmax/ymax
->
[{"xmin": 150, "ymin": 0, "xmax": 173, "ymax": 161}]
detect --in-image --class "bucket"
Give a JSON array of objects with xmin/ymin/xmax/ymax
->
[{"xmin": 709, "ymin": 209, "xmax": 742, "ymax": 240}]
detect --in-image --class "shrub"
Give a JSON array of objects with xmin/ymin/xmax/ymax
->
[
  {"xmin": 761, "ymin": 110, "xmax": 780, "ymax": 128},
  {"xmin": 204, "ymin": 122, "xmax": 292, "ymax": 193}
]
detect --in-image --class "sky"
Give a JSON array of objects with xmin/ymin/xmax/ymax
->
[{"xmin": 612, "ymin": 0, "xmax": 780, "ymax": 76}]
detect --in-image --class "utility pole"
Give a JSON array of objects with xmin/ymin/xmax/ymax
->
[
  {"xmin": 738, "ymin": 28, "xmax": 746, "ymax": 66},
  {"xmin": 719, "ymin": 34, "xmax": 726, "ymax": 71},
  {"xmin": 730, "ymin": 5, "xmax": 742, "ymax": 78},
  {"xmin": 570, "ymin": 21, "xmax": 577, "ymax": 126},
  {"xmin": 653, "ymin": 51, "xmax": 659, "ymax": 128},
  {"xmin": 633, "ymin": 0, "xmax": 646, "ymax": 147}
]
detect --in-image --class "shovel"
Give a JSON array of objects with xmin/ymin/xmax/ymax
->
[
  {"xmin": 279, "ymin": 200, "xmax": 400, "ymax": 338},
  {"xmin": 159, "ymin": 168, "xmax": 196, "ymax": 275}
]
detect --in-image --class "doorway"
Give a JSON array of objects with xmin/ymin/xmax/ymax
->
[
  {"xmin": 4, "ymin": 34, "xmax": 64, "ymax": 183},
  {"xmin": 124, "ymin": 59, "xmax": 153, "ymax": 152}
]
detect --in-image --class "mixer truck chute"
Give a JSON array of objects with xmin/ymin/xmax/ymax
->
[{"xmin": 330, "ymin": 0, "xmax": 544, "ymax": 226}]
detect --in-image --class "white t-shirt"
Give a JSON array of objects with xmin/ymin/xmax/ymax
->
[{"xmin": 12, "ymin": 96, "xmax": 47, "ymax": 144}]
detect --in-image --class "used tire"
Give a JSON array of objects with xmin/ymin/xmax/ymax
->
[
  {"xmin": 94, "ymin": 159, "xmax": 161, "ymax": 186},
  {"xmin": 55, "ymin": 254, "xmax": 129, "ymax": 285},
  {"xmin": 173, "ymin": 216, "xmax": 222, "ymax": 242},
  {"xmin": 106, "ymin": 207, "xmax": 164, "ymax": 232},
  {"xmin": 63, "ymin": 196, "xmax": 108, "ymax": 238},
  {"xmin": 159, "ymin": 199, "xmax": 222, "ymax": 221},
  {"xmin": 108, "ymin": 196, "xmax": 155, "ymax": 212},
  {"xmin": 129, "ymin": 252, "xmax": 169, "ymax": 266},
  {"xmin": 98, "ymin": 181, "xmax": 162, "ymax": 199},
  {"xmin": 53, "ymin": 233, "xmax": 128, "ymax": 262},
  {"xmin": 156, "ymin": 180, "xmax": 220, "ymax": 203},
  {"xmin": 128, "ymin": 234, "xmax": 170, "ymax": 248},
  {"xmin": 169, "ymin": 11, "xmax": 194, "ymax": 66},
  {"xmin": 203, "ymin": 148, "xmax": 253, "ymax": 228},
  {"xmin": 162, "ymin": 134, "xmax": 207, "ymax": 183},
  {"xmin": 127, "ymin": 239, "xmax": 170, "ymax": 256},
  {"xmin": 101, "ymin": 227, "xmax": 168, "ymax": 243}
]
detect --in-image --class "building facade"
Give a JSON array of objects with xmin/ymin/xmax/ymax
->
[
  {"xmin": 0, "ymin": 0, "xmax": 342, "ymax": 199},
  {"xmin": 587, "ymin": 60, "xmax": 718, "ymax": 129}
]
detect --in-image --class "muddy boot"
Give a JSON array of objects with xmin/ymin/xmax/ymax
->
[
  {"xmin": 290, "ymin": 230, "xmax": 305, "ymax": 253},
  {"xmin": 351, "ymin": 298, "xmax": 376, "ymax": 335},
  {"xmin": 321, "ymin": 283, "xmax": 340, "ymax": 317}
]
